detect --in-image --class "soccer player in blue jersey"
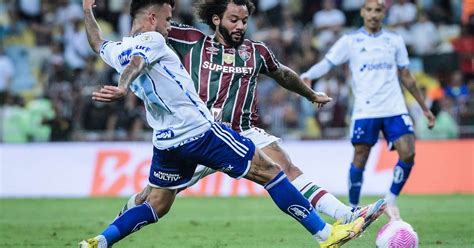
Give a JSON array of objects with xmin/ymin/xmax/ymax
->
[
  {"xmin": 301, "ymin": 0, "xmax": 436, "ymax": 221},
  {"xmin": 78, "ymin": 0, "xmax": 367, "ymax": 247},
  {"xmin": 118, "ymin": 0, "xmax": 386, "ymax": 233}
]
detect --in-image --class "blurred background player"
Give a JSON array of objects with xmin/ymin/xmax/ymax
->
[
  {"xmin": 78, "ymin": 0, "xmax": 368, "ymax": 247},
  {"xmin": 120, "ymin": 0, "xmax": 387, "ymax": 229},
  {"xmin": 301, "ymin": 0, "xmax": 435, "ymax": 221}
]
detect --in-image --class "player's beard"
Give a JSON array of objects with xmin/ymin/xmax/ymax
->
[{"xmin": 218, "ymin": 24, "xmax": 245, "ymax": 47}]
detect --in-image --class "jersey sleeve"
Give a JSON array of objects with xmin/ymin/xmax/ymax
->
[
  {"xmin": 168, "ymin": 22, "xmax": 205, "ymax": 58},
  {"xmin": 325, "ymin": 35, "xmax": 350, "ymax": 66},
  {"xmin": 395, "ymin": 35, "xmax": 410, "ymax": 69},
  {"xmin": 99, "ymin": 40, "xmax": 118, "ymax": 68},
  {"xmin": 129, "ymin": 32, "xmax": 167, "ymax": 65},
  {"xmin": 254, "ymin": 42, "xmax": 280, "ymax": 73}
]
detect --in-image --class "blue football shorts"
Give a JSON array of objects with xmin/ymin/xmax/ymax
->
[
  {"xmin": 148, "ymin": 123, "xmax": 256, "ymax": 189},
  {"xmin": 350, "ymin": 114, "xmax": 414, "ymax": 149}
]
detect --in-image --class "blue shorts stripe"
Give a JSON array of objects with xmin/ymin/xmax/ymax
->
[
  {"xmin": 211, "ymin": 127, "xmax": 246, "ymax": 157},
  {"xmin": 213, "ymin": 123, "xmax": 249, "ymax": 152}
]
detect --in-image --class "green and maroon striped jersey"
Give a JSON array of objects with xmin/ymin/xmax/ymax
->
[{"xmin": 168, "ymin": 23, "xmax": 280, "ymax": 132}]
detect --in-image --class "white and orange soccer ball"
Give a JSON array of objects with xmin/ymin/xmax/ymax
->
[{"xmin": 375, "ymin": 220, "xmax": 419, "ymax": 248}]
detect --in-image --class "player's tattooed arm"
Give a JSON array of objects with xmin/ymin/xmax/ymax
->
[
  {"xmin": 399, "ymin": 68, "xmax": 435, "ymax": 129},
  {"xmin": 83, "ymin": 0, "xmax": 105, "ymax": 54},
  {"xmin": 119, "ymin": 56, "xmax": 146, "ymax": 89},
  {"xmin": 92, "ymin": 56, "xmax": 145, "ymax": 102},
  {"xmin": 267, "ymin": 65, "xmax": 332, "ymax": 107}
]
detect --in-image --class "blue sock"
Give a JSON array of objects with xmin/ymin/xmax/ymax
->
[
  {"xmin": 101, "ymin": 202, "xmax": 158, "ymax": 245},
  {"xmin": 265, "ymin": 171, "xmax": 326, "ymax": 235},
  {"xmin": 348, "ymin": 163, "xmax": 364, "ymax": 206},
  {"xmin": 390, "ymin": 160, "xmax": 414, "ymax": 195}
]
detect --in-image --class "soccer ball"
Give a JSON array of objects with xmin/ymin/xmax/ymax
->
[{"xmin": 375, "ymin": 220, "xmax": 419, "ymax": 248}]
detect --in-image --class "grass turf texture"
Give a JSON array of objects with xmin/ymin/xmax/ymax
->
[{"xmin": 1, "ymin": 195, "xmax": 473, "ymax": 247}]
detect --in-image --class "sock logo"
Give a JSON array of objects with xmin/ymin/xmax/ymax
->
[
  {"xmin": 287, "ymin": 205, "xmax": 310, "ymax": 221},
  {"xmin": 393, "ymin": 166, "xmax": 404, "ymax": 184}
]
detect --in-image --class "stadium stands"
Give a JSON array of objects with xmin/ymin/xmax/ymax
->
[{"xmin": 0, "ymin": 0, "xmax": 472, "ymax": 142}]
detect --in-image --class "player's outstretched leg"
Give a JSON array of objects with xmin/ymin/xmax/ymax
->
[
  {"xmin": 261, "ymin": 142, "xmax": 354, "ymax": 220},
  {"xmin": 79, "ymin": 188, "xmax": 176, "ymax": 248},
  {"xmin": 117, "ymin": 165, "xmax": 214, "ymax": 218},
  {"xmin": 248, "ymin": 149, "xmax": 365, "ymax": 246},
  {"xmin": 118, "ymin": 169, "xmax": 355, "ymax": 222}
]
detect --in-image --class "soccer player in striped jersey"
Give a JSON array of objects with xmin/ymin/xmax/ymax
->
[
  {"xmin": 78, "ymin": 0, "xmax": 367, "ymax": 247},
  {"xmin": 122, "ymin": 0, "xmax": 386, "ymax": 232},
  {"xmin": 301, "ymin": 0, "xmax": 436, "ymax": 221}
]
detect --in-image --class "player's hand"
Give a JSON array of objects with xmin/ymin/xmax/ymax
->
[
  {"xmin": 424, "ymin": 109, "xmax": 435, "ymax": 129},
  {"xmin": 310, "ymin": 91, "xmax": 332, "ymax": 108},
  {"xmin": 92, "ymin": 85, "xmax": 127, "ymax": 102},
  {"xmin": 83, "ymin": 0, "xmax": 96, "ymax": 10}
]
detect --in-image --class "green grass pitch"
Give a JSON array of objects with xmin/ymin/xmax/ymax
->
[{"xmin": 1, "ymin": 195, "xmax": 473, "ymax": 247}]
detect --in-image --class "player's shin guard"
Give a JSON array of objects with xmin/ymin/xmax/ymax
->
[
  {"xmin": 389, "ymin": 160, "xmax": 413, "ymax": 196},
  {"xmin": 101, "ymin": 202, "xmax": 158, "ymax": 246},
  {"xmin": 265, "ymin": 171, "xmax": 328, "ymax": 240},
  {"xmin": 349, "ymin": 163, "xmax": 364, "ymax": 207}
]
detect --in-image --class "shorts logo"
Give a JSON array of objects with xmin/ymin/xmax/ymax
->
[
  {"xmin": 155, "ymin": 129, "xmax": 175, "ymax": 140},
  {"xmin": 220, "ymin": 165, "xmax": 234, "ymax": 173},
  {"xmin": 154, "ymin": 171, "xmax": 181, "ymax": 182},
  {"xmin": 393, "ymin": 166, "xmax": 404, "ymax": 184},
  {"xmin": 354, "ymin": 127, "xmax": 365, "ymax": 139},
  {"xmin": 287, "ymin": 205, "xmax": 310, "ymax": 221}
]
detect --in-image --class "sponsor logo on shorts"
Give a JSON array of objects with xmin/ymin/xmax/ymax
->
[
  {"xmin": 154, "ymin": 171, "xmax": 181, "ymax": 182},
  {"xmin": 354, "ymin": 127, "xmax": 365, "ymax": 139},
  {"xmin": 220, "ymin": 165, "xmax": 234, "ymax": 173},
  {"xmin": 287, "ymin": 205, "xmax": 310, "ymax": 221}
]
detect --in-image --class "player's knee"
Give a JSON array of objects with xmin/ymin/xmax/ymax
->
[
  {"xmin": 400, "ymin": 151, "xmax": 415, "ymax": 164},
  {"xmin": 353, "ymin": 151, "xmax": 370, "ymax": 168},
  {"xmin": 353, "ymin": 145, "xmax": 370, "ymax": 165},
  {"xmin": 283, "ymin": 164, "xmax": 302, "ymax": 181},
  {"xmin": 247, "ymin": 161, "xmax": 282, "ymax": 185},
  {"xmin": 147, "ymin": 197, "xmax": 172, "ymax": 217},
  {"xmin": 146, "ymin": 190, "xmax": 174, "ymax": 217}
]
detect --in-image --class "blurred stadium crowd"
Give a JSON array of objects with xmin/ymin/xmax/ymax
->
[{"xmin": 0, "ymin": 0, "xmax": 473, "ymax": 143}]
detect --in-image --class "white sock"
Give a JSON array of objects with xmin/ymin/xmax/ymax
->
[
  {"xmin": 317, "ymin": 194, "xmax": 353, "ymax": 220},
  {"xmin": 94, "ymin": 235, "xmax": 108, "ymax": 248},
  {"xmin": 314, "ymin": 223, "xmax": 332, "ymax": 242},
  {"xmin": 385, "ymin": 192, "xmax": 397, "ymax": 206},
  {"xmin": 292, "ymin": 175, "xmax": 352, "ymax": 220}
]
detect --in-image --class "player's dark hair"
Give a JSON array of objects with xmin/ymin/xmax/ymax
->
[
  {"xmin": 130, "ymin": 0, "xmax": 176, "ymax": 19},
  {"xmin": 194, "ymin": 0, "xmax": 255, "ymax": 30}
]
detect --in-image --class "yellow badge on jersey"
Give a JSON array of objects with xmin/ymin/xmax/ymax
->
[{"xmin": 223, "ymin": 53, "xmax": 235, "ymax": 64}]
